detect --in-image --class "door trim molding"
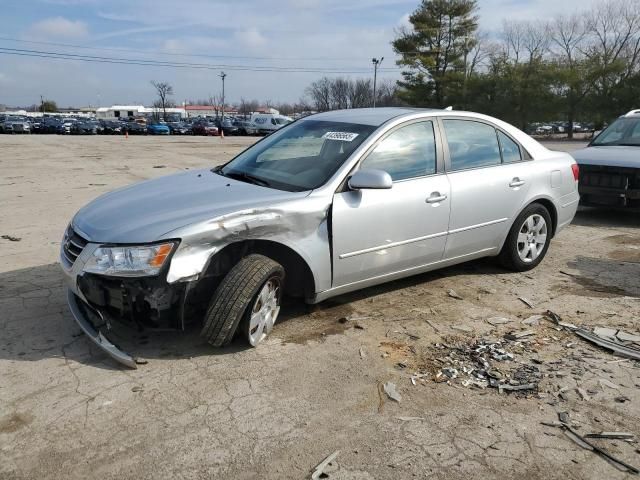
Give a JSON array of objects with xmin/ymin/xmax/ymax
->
[
  {"xmin": 338, "ymin": 230, "xmax": 448, "ymax": 259},
  {"xmin": 338, "ymin": 217, "xmax": 508, "ymax": 259},
  {"xmin": 448, "ymin": 217, "xmax": 508, "ymax": 235}
]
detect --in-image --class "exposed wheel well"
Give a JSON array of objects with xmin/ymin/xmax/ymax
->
[{"xmin": 200, "ymin": 240, "xmax": 315, "ymax": 298}]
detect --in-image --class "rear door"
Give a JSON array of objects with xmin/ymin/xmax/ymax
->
[
  {"xmin": 439, "ymin": 118, "xmax": 532, "ymax": 259},
  {"xmin": 331, "ymin": 120, "xmax": 451, "ymax": 287}
]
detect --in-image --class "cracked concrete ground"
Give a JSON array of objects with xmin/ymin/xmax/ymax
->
[{"xmin": 1, "ymin": 135, "xmax": 639, "ymax": 479}]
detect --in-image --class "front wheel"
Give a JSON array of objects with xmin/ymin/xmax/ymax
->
[
  {"xmin": 200, "ymin": 254, "xmax": 285, "ymax": 347},
  {"xmin": 498, "ymin": 203, "xmax": 552, "ymax": 271}
]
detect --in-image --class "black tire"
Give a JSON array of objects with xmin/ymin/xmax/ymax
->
[
  {"xmin": 498, "ymin": 203, "xmax": 552, "ymax": 272},
  {"xmin": 200, "ymin": 254, "xmax": 285, "ymax": 347}
]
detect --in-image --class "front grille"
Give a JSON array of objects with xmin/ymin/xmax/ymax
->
[
  {"xmin": 62, "ymin": 225, "xmax": 88, "ymax": 266},
  {"xmin": 580, "ymin": 165, "xmax": 639, "ymax": 189}
]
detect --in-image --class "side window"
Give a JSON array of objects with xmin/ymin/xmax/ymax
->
[
  {"xmin": 360, "ymin": 121, "xmax": 437, "ymax": 181},
  {"xmin": 498, "ymin": 131, "xmax": 522, "ymax": 163},
  {"xmin": 443, "ymin": 119, "xmax": 501, "ymax": 171}
]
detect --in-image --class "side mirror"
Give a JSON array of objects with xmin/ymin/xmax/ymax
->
[{"xmin": 348, "ymin": 169, "xmax": 393, "ymax": 190}]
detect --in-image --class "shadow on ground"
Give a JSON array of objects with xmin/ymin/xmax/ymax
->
[
  {"xmin": 1, "ymin": 207, "xmax": 637, "ymax": 370},
  {"xmin": 0, "ymin": 257, "xmax": 510, "ymax": 370},
  {"xmin": 572, "ymin": 207, "xmax": 640, "ymax": 228}
]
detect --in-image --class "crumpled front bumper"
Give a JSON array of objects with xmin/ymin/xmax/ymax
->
[
  {"xmin": 61, "ymin": 242, "xmax": 139, "ymax": 368},
  {"xmin": 66, "ymin": 289, "xmax": 138, "ymax": 368}
]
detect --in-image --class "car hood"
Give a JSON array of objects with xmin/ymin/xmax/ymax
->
[
  {"xmin": 571, "ymin": 146, "xmax": 640, "ymax": 168},
  {"xmin": 72, "ymin": 169, "xmax": 308, "ymax": 243}
]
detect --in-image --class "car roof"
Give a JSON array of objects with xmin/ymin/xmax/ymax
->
[
  {"xmin": 623, "ymin": 109, "xmax": 640, "ymax": 117},
  {"xmin": 307, "ymin": 107, "xmax": 437, "ymax": 126}
]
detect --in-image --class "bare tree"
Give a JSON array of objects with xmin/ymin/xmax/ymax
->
[
  {"xmin": 208, "ymin": 94, "xmax": 223, "ymax": 118},
  {"xmin": 151, "ymin": 81, "xmax": 174, "ymax": 121},
  {"xmin": 306, "ymin": 77, "xmax": 332, "ymax": 111}
]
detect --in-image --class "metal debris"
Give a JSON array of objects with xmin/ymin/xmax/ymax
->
[
  {"xmin": 397, "ymin": 416, "xmax": 425, "ymax": 421},
  {"xmin": 498, "ymin": 383, "xmax": 537, "ymax": 393},
  {"xmin": 522, "ymin": 315, "xmax": 544, "ymax": 326},
  {"xmin": 359, "ymin": 347, "xmax": 366, "ymax": 359},
  {"xmin": 585, "ymin": 432, "xmax": 635, "ymax": 440},
  {"xmin": 518, "ymin": 296, "xmax": 534, "ymax": 308},
  {"xmin": 451, "ymin": 324, "xmax": 472, "ymax": 333},
  {"xmin": 487, "ymin": 317, "xmax": 512, "ymax": 326},
  {"xmin": 311, "ymin": 450, "xmax": 340, "ymax": 480},
  {"xmin": 505, "ymin": 330, "xmax": 535, "ymax": 341},
  {"xmin": 545, "ymin": 420, "xmax": 640, "ymax": 474},
  {"xmin": 1, "ymin": 234, "xmax": 21, "ymax": 242},
  {"xmin": 575, "ymin": 328, "xmax": 640, "ymax": 361},
  {"xmin": 383, "ymin": 382, "xmax": 402, "ymax": 402},
  {"xmin": 447, "ymin": 289, "xmax": 463, "ymax": 300},
  {"xmin": 599, "ymin": 378, "xmax": 621, "ymax": 390}
]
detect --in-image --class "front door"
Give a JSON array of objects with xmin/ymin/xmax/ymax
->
[{"xmin": 331, "ymin": 120, "xmax": 451, "ymax": 287}]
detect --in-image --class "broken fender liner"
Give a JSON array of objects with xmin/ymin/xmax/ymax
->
[
  {"xmin": 574, "ymin": 328, "xmax": 640, "ymax": 361},
  {"xmin": 67, "ymin": 290, "xmax": 138, "ymax": 369}
]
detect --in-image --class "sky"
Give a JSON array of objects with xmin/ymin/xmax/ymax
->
[{"xmin": 0, "ymin": 0, "xmax": 591, "ymax": 108}]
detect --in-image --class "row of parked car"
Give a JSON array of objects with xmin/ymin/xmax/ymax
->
[
  {"xmin": 0, "ymin": 114, "xmax": 291, "ymax": 137},
  {"xmin": 528, "ymin": 121, "xmax": 596, "ymax": 136}
]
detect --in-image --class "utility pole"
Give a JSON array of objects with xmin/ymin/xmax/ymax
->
[
  {"xmin": 371, "ymin": 57, "xmax": 383, "ymax": 108},
  {"xmin": 40, "ymin": 95, "xmax": 44, "ymax": 118},
  {"xmin": 219, "ymin": 71, "xmax": 227, "ymax": 122}
]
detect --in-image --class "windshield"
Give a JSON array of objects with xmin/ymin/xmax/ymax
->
[
  {"xmin": 592, "ymin": 117, "xmax": 640, "ymax": 146},
  {"xmin": 219, "ymin": 119, "xmax": 376, "ymax": 192}
]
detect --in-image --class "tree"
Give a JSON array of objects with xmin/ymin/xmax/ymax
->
[
  {"xmin": 392, "ymin": 0, "xmax": 480, "ymax": 107},
  {"xmin": 42, "ymin": 100, "xmax": 57, "ymax": 113},
  {"xmin": 151, "ymin": 81, "xmax": 174, "ymax": 121},
  {"xmin": 549, "ymin": 14, "xmax": 594, "ymax": 138}
]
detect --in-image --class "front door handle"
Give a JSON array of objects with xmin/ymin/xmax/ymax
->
[
  {"xmin": 426, "ymin": 192, "xmax": 448, "ymax": 203},
  {"xmin": 509, "ymin": 177, "xmax": 525, "ymax": 188}
]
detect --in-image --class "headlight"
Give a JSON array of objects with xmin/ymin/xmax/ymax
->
[{"xmin": 83, "ymin": 242, "xmax": 176, "ymax": 277}]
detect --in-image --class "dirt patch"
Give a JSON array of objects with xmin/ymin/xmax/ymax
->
[
  {"xmin": 0, "ymin": 412, "xmax": 33, "ymax": 433},
  {"xmin": 274, "ymin": 301, "xmax": 356, "ymax": 344}
]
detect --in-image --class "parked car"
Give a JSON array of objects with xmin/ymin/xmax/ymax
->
[
  {"xmin": 216, "ymin": 118, "xmax": 240, "ymax": 136},
  {"xmin": 571, "ymin": 109, "xmax": 640, "ymax": 208},
  {"xmin": 122, "ymin": 121, "xmax": 146, "ymax": 135},
  {"xmin": 60, "ymin": 107, "xmax": 579, "ymax": 368},
  {"xmin": 234, "ymin": 120, "xmax": 258, "ymax": 136},
  {"xmin": 0, "ymin": 117, "xmax": 14, "ymax": 134},
  {"xmin": 167, "ymin": 122, "xmax": 191, "ymax": 135},
  {"xmin": 99, "ymin": 120, "xmax": 123, "ymax": 135},
  {"xmin": 250, "ymin": 113, "xmax": 292, "ymax": 135},
  {"xmin": 71, "ymin": 120, "xmax": 100, "ymax": 135},
  {"xmin": 147, "ymin": 122, "xmax": 170, "ymax": 135},
  {"xmin": 58, "ymin": 118, "xmax": 77, "ymax": 134},
  {"xmin": 2, "ymin": 116, "xmax": 31, "ymax": 134},
  {"xmin": 192, "ymin": 121, "xmax": 219, "ymax": 136}
]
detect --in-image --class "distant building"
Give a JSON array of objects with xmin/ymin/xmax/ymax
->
[
  {"xmin": 184, "ymin": 105, "xmax": 238, "ymax": 118},
  {"xmin": 96, "ymin": 105, "xmax": 186, "ymax": 120}
]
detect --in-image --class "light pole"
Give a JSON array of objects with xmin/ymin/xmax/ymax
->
[
  {"xmin": 219, "ymin": 71, "xmax": 227, "ymax": 122},
  {"xmin": 371, "ymin": 57, "xmax": 383, "ymax": 108}
]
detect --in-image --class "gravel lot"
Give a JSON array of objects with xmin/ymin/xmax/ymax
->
[{"xmin": 1, "ymin": 135, "xmax": 639, "ymax": 479}]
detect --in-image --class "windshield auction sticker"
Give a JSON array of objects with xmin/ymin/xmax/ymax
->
[{"xmin": 322, "ymin": 132, "xmax": 359, "ymax": 141}]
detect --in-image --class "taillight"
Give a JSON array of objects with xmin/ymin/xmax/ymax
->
[{"xmin": 571, "ymin": 163, "xmax": 579, "ymax": 181}]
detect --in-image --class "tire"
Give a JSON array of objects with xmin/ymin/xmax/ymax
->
[
  {"xmin": 498, "ymin": 203, "xmax": 552, "ymax": 272},
  {"xmin": 200, "ymin": 254, "xmax": 285, "ymax": 347}
]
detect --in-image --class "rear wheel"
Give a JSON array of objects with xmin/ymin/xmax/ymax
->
[
  {"xmin": 200, "ymin": 254, "xmax": 285, "ymax": 347},
  {"xmin": 498, "ymin": 203, "xmax": 552, "ymax": 271}
]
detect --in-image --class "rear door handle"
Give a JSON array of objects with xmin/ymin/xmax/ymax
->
[
  {"xmin": 509, "ymin": 177, "xmax": 525, "ymax": 188},
  {"xmin": 426, "ymin": 192, "xmax": 448, "ymax": 203}
]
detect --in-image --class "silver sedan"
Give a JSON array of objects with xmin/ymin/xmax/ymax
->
[{"xmin": 61, "ymin": 108, "xmax": 579, "ymax": 367}]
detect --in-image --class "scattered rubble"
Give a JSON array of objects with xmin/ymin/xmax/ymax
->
[
  {"xmin": 447, "ymin": 289, "xmax": 463, "ymax": 300},
  {"xmin": 544, "ymin": 416, "xmax": 640, "ymax": 475},
  {"xmin": 518, "ymin": 296, "xmax": 535, "ymax": 308},
  {"xmin": 311, "ymin": 450, "xmax": 340, "ymax": 480},
  {"xmin": 383, "ymin": 382, "xmax": 402, "ymax": 403},
  {"xmin": 1, "ymin": 234, "xmax": 21, "ymax": 242}
]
